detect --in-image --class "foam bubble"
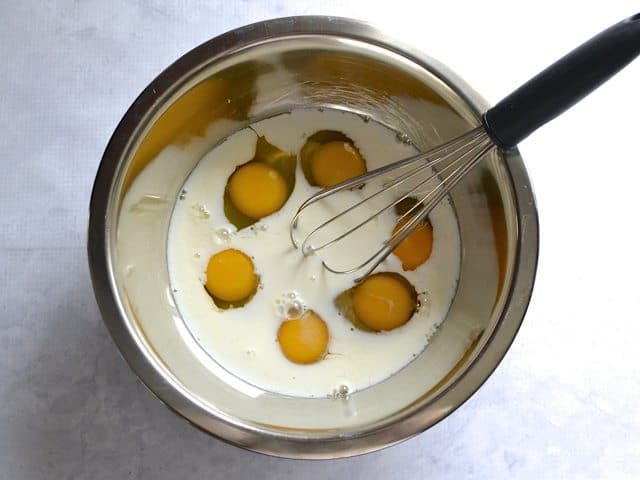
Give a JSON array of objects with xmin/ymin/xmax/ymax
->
[
  {"xmin": 274, "ymin": 292, "xmax": 307, "ymax": 319},
  {"xmin": 214, "ymin": 227, "xmax": 232, "ymax": 243},
  {"xmin": 330, "ymin": 384, "xmax": 351, "ymax": 400}
]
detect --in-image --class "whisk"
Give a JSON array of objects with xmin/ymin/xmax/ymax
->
[{"xmin": 290, "ymin": 13, "xmax": 640, "ymax": 281}]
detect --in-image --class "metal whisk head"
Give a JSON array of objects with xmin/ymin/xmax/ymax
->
[
  {"xmin": 289, "ymin": 127, "xmax": 496, "ymax": 281},
  {"xmin": 288, "ymin": 10, "xmax": 640, "ymax": 281}
]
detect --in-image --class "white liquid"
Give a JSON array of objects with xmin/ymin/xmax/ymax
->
[{"xmin": 167, "ymin": 108, "xmax": 461, "ymax": 398}]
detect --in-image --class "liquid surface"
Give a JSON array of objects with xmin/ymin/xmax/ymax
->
[{"xmin": 167, "ymin": 108, "xmax": 461, "ymax": 397}]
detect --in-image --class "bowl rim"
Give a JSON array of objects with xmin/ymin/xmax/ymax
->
[{"xmin": 88, "ymin": 15, "xmax": 539, "ymax": 459}]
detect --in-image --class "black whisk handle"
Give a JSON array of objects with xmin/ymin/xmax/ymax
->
[{"xmin": 483, "ymin": 13, "xmax": 640, "ymax": 150}]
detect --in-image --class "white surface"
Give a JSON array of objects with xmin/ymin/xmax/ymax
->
[{"xmin": 1, "ymin": 1, "xmax": 639, "ymax": 478}]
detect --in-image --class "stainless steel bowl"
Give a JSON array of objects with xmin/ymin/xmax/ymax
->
[{"xmin": 88, "ymin": 16, "xmax": 538, "ymax": 459}]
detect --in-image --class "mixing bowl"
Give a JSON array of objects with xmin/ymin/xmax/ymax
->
[{"xmin": 88, "ymin": 16, "xmax": 538, "ymax": 459}]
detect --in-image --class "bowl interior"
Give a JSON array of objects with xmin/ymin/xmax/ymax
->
[{"xmin": 92, "ymin": 20, "xmax": 532, "ymax": 458}]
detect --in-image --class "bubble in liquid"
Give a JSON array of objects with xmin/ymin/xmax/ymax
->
[
  {"xmin": 360, "ymin": 114, "xmax": 370, "ymax": 123},
  {"xmin": 192, "ymin": 204, "xmax": 210, "ymax": 219},
  {"xmin": 274, "ymin": 303, "xmax": 286, "ymax": 318},
  {"xmin": 417, "ymin": 291, "xmax": 430, "ymax": 312},
  {"xmin": 275, "ymin": 292, "xmax": 307, "ymax": 319},
  {"xmin": 330, "ymin": 384, "xmax": 351, "ymax": 400},
  {"xmin": 302, "ymin": 244, "xmax": 315, "ymax": 256},
  {"xmin": 286, "ymin": 300, "xmax": 303, "ymax": 319},
  {"xmin": 215, "ymin": 227, "xmax": 232, "ymax": 243},
  {"xmin": 395, "ymin": 132, "xmax": 411, "ymax": 144},
  {"xmin": 179, "ymin": 189, "xmax": 187, "ymax": 200}
]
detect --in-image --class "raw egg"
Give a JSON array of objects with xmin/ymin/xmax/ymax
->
[
  {"xmin": 391, "ymin": 198, "xmax": 434, "ymax": 271},
  {"xmin": 300, "ymin": 130, "xmax": 366, "ymax": 187},
  {"xmin": 310, "ymin": 141, "xmax": 366, "ymax": 187},
  {"xmin": 352, "ymin": 273, "xmax": 417, "ymax": 331},
  {"xmin": 336, "ymin": 272, "xmax": 418, "ymax": 332},
  {"xmin": 277, "ymin": 310, "xmax": 329, "ymax": 364},
  {"xmin": 228, "ymin": 162, "xmax": 287, "ymax": 219},
  {"xmin": 205, "ymin": 248, "xmax": 258, "ymax": 308},
  {"xmin": 392, "ymin": 218, "xmax": 433, "ymax": 271},
  {"xmin": 224, "ymin": 135, "xmax": 296, "ymax": 229}
]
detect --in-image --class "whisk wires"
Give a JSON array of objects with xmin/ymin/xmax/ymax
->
[{"xmin": 289, "ymin": 127, "xmax": 495, "ymax": 281}]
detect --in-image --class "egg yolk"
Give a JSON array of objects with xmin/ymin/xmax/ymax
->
[
  {"xmin": 277, "ymin": 310, "xmax": 329, "ymax": 364},
  {"xmin": 352, "ymin": 274, "xmax": 416, "ymax": 331},
  {"xmin": 228, "ymin": 162, "xmax": 287, "ymax": 219},
  {"xmin": 392, "ymin": 218, "xmax": 433, "ymax": 271},
  {"xmin": 310, "ymin": 141, "xmax": 366, "ymax": 187},
  {"xmin": 205, "ymin": 249, "xmax": 258, "ymax": 302}
]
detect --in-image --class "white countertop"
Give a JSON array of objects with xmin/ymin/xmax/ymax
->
[{"xmin": 1, "ymin": 1, "xmax": 639, "ymax": 478}]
